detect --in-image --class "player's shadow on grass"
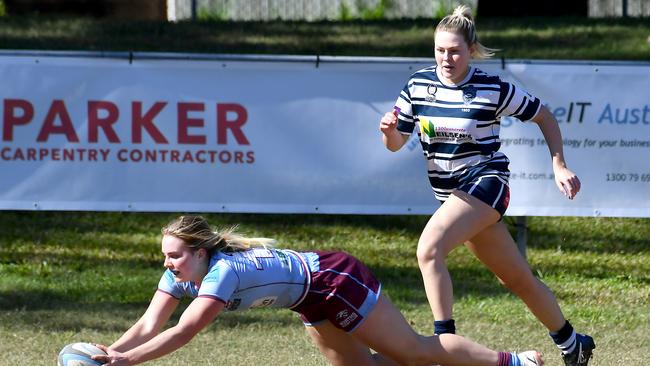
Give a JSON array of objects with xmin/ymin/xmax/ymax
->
[
  {"xmin": 371, "ymin": 264, "xmax": 513, "ymax": 306},
  {"xmin": 0, "ymin": 289, "xmax": 298, "ymax": 333}
]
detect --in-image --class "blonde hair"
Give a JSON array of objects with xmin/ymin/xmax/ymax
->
[
  {"xmin": 162, "ymin": 215, "xmax": 275, "ymax": 253},
  {"xmin": 435, "ymin": 5, "xmax": 497, "ymax": 59}
]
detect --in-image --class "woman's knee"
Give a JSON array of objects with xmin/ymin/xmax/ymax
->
[
  {"xmin": 416, "ymin": 242, "xmax": 443, "ymax": 265},
  {"xmin": 416, "ymin": 232, "xmax": 450, "ymax": 265}
]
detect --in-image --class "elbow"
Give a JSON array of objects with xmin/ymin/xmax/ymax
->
[
  {"xmin": 139, "ymin": 323, "xmax": 159, "ymax": 339},
  {"xmin": 533, "ymin": 105, "xmax": 557, "ymax": 125},
  {"xmin": 388, "ymin": 138, "xmax": 407, "ymax": 152},
  {"xmin": 383, "ymin": 136, "xmax": 407, "ymax": 152},
  {"xmin": 174, "ymin": 324, "xmax": 202, "ymax": 345},
  {"xmin": 386, "ymin": 144, "xmax": 402, "ymax": 152},
  {"xmin": 128, "ymin": 316, "xmax": 167, "ymax": 343}
]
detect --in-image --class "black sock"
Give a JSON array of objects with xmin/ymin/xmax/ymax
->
[
  {"xmin": 434, "ymin": 319, "xmax": 456, "ymax": 334},
  {"xmin": 549, "ymin": 320, "xmax": 577, "ymax": 353}
]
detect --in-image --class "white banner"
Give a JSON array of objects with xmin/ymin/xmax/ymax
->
[
  {"xmin": 500, "ymin": 61, "xmax": 650, "ymax": 217},
  {"xmin": 0, "ymin": 52, "xmax": 648, "ymax": 217}
]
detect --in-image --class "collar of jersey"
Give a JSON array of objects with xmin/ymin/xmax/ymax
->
[{"xmin": 435, "ymin": 65, "xmax": 475, "ymax": 88}]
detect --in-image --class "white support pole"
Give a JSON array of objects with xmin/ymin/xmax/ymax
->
[{"xmin": 166, "ymin": 0, "xmax": 177, "ymax": 22}]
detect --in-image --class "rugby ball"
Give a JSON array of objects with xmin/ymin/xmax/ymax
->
[{"xmin": 57, "ymin": 342, "xmax": 107, "ymax": 366}]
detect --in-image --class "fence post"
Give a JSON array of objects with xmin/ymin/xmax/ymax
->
[{"xmin": 191, "ymin": 0, "xmax": 197, "ymax": 21}]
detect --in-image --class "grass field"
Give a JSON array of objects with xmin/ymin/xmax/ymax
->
[{"xmin": 0, "ymin": 211, "xmax": 648, "ymax": 365}]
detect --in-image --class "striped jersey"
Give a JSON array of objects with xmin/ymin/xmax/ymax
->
[
  {"xmin": 394, "ymin": 65, "xmax": 541, "ymax": 200},
  {"xmin": 158, "ymin": 248, "xmax": 318, "ymax": 311}
]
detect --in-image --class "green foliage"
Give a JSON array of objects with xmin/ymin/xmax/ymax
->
[
  {"xmin": 0, "ymin": 0, "xmax": 6, "ymax": 17},
  {"xmin": 197, "ymin": 8, "xmax": 227, "ymax": 22},
  {"xmin": 434, "ymin": 1, "xmax": 478, "ymax": 19},
  {"xmin": 434, "ymin": 0, "xmax": 450, "ymax": 19},
  {"xmin": 360, "ymin": 0, "xmax": 390, "ymax": 21},
  {"xmin": 339, "ymin": 2, "xmax": 353, "ymax": 21}
]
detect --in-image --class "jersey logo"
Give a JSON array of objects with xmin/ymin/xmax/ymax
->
[
  {"xmin": 462, "ymin": 85, "xmax": 477, "ymax": 105},
  {"xmin": 426, "ymin": 83, "xmax": 437, "ymax": 102},
  {"xmin": 336, "ymin": 309, "xmax": 349, "ymax": 321},
  {"xmin": 418, "ymin": 117, "xmax": 436, "ymax": 138},
  {"xmin": 250, "ymin": 296, "xmax": 277, "ymax": 308},
  {"xmin": 336, "ymin": 309, "xmax": 359, "ymax": 328}
]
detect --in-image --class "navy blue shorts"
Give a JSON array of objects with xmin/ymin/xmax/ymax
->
[
  {"xmin": 291, "ymin": 251, "xmax": 381, "ymax": 332},
  {"xmin": 433, "ymin": 161, "xmax": 511, "ymax": 217},
  {"xmin": 457, "ymin": 173, "xmax": 510, "ymax": 217}
]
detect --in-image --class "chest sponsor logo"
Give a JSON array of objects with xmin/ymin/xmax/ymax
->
[
  {"xmin": 418, "ymin": 117, "xmax": 473, "ymax": 143},
  {"xmin": 418, "ymin": 117, "xmax": 437, "ymax": 138}
]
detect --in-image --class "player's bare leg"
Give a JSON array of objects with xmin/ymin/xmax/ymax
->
[
  {"xmin": 306, "ymin": 321, "xmax": 381, "ymax": 366},
  {"xmin": 417, "ymin": 190, "xmax": 500, "ymax": 324},
  {"xmin": 352, "ymin": 294, "xmax": 533, "ymax": 366}
]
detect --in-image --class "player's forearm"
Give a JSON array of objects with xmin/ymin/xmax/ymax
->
[
  {"xmin": 383, "ymin": 130, "xmax": 408, "ymax": 152},
  {"xmin": 110, "ymin": 321, "xmax": 158, "ymax": 352},
  {"xmin": 533, "ymin": 106, "xmax": 567, "ymax": 167},
  {"xmin": 124, "ymin": 325, "xmax": 195, "ymax": 365},
  {"xmin": 542, "ymin": 124, "xmax": 567, "ymax": 166}
]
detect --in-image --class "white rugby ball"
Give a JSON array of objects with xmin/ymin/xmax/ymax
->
[{"xmin": 57, "ymin": 342, "xmax": 107, "ymax": 366}]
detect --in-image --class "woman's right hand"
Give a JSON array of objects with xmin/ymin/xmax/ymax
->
[
  {"xmin": 92, "ymin": 344, "xmax": 130, "ymax": 366},
  {"xmin": 379, "ymin": 111, "xmax": 398, "ymax": 134},
  {"xmin": 380, "ymin": 109, "xmax": 409, "ymax": 152}
]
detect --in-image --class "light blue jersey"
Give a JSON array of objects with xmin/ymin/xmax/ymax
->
[{"xmin": 158, "ymin": 248, "xmax": 314, "ymax": 311}]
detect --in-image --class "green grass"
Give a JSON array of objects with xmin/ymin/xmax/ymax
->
[
  {"xmin": 0, "ymin": 16, "xmax": 649, "ymax": 60},
  {"xmin": 0, "ymin": 212, "xmax": 648, "ymax": 365}
]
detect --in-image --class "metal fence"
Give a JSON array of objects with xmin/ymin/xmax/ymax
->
[
  {"xmin": 589, "ymin": 0, "xmax": 650, "ymax": 17},
  {"xmin": 168, "ymin": 0, "xmax": 477, "ymax": 21},
  {"xmin": 167, "ymin": 0, "xmax": 650, "ymax": 21}
]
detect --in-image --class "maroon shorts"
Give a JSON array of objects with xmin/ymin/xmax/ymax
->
[{"xmin": 291, "ymin": 251, "xmax": 381, "ymax": 332}]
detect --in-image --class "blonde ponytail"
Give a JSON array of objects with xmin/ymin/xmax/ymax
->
[
  {"xmin": 436, "ymin": 5, "xmax": 498, "ymax": 59},
  {"xmin": 162, "ymin": 215, "xmax": 275, "ymax": 254},
  {"xmin": 217, "ymin": 226, "xmax": 276, "ymax": 252}
]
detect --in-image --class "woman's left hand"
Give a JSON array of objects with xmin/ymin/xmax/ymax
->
[
  {"xmin": 554, "ymin": 165, "xmax": 581, "ymax": 200},
  {"xmin": 91, "ymin": 344, "xmax": 130, "ymax": 366}
]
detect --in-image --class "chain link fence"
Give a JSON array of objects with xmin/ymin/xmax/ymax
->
[
  {"xmin": 589, "ymin": 0, "xmax": 650, "ymax": 17},
  {"xmin": 168, "ymin": 0, "xmax": 477, "ymax": 21}
]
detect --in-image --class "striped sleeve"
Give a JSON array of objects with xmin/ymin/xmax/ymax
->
[
  {"xmin": 495, "ymin": 81, "xmax": 542, "ymax": 122},
  {"xmin": 395, "ymin": 79, "xmax": 415, "ymax": 134}
]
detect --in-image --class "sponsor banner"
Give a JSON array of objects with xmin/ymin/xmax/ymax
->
[
  {"xmin": 500, "ymin": 62, "xmax": 650, "ymax": 217},
  {"xmin": 0, "ymin": 52, "xmax": 648, "ymax": 217}
]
